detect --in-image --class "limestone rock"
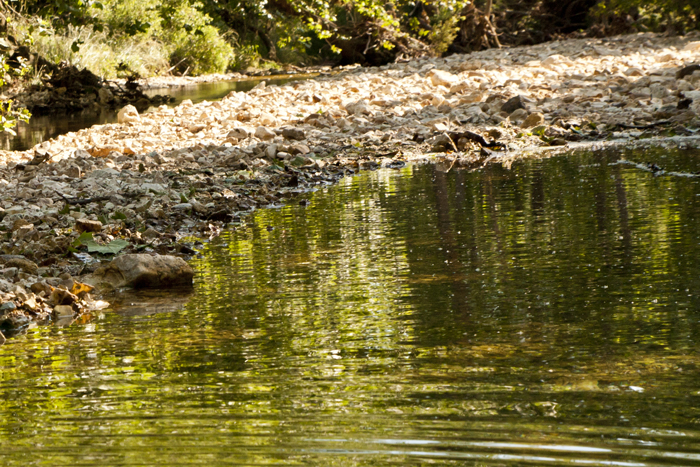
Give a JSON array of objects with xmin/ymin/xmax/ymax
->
[
  {"xmin": 428, "ymin": 69, "xmax": 457, "ymax": 87},
  {"xmin": 76, "ymin": 219, "xmax": 103, "ymax": 233},
  {"xmin": 501, "ymin": 95, "xmax": 526, "ymax": 113},
  {"xmin": 289, "ymin": 143, "xmax": 310, "ymax": 155},
  {"xmin": 117, "ymin": 105, "xmax": 140, "ymax": 124},
  {"xmin": 4, "ymin": 257, "xmax": 38, "ymax": 275},
  {"xmin": 53, "ymin": 305, "xmax": 74, "ymax": 318},
  {"xmin": 345, "ymin": 100, "xmax": 369, "ymax": 115},
  {"xmin": 88, "ymin": 254, "xmax": 194, "ymax": 289},
  {"xmin": 282, "ymin": 127, "xmax": 306, "ymax": 140},
  {"xmin": 227, "ymin": 128, "xmax": 249, "ymax": 139},
  {"xmin": 677, "ymin": 64, "xmax": 700, "ymax": 80},
  {"xmin": 683, "ymin": 42, "xmax": 700, "ymax": 53},
  {"xmin": 522, "ymin": 112, "xmax": 545, "ymax": 128},
  {"xmin": 255, "ymin": 126, "xmax": 276, "ymax": 140}
]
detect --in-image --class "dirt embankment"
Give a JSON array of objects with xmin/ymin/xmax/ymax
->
[{"xmin": 1, "ymin": 32, "xmax": 700, "ymax": 341}]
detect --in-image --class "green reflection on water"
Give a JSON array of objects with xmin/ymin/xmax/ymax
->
[{"xmin": 2, "ymin": 147, "xmax": 700, "ymax": 465}]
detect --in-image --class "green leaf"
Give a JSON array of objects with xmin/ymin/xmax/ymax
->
[
  {"xmin": 72, "ymin": 231, "xmax": 94, "ymax": 248},
  {"xmin": 111, "ymin": 212, "xmax": 127, "ymax": 220},
  {"xmin": 85, "ymin": 238, "xmax": 129, "ymax": 255}
]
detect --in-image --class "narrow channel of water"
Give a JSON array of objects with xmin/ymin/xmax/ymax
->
[
  {"xmin": 2, "ymin": 146, "xmax": 700, "ymax": 465},
  {"xmin": 0, "ymin": 75, "xmax": 304, "ymax": 152}
]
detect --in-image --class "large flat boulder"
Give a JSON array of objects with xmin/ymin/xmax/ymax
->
[{"xmin": 88, "ymin": 254, "xmax": 194, "ymax": 289}]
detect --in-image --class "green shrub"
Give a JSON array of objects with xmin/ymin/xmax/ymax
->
[
  {"xmin": 160, "ymin": 0, "xmax": 234, "ymax": 74},
  {"xmin": 169, "ymin": 24, "xmax": 233, "ymax": 74}
]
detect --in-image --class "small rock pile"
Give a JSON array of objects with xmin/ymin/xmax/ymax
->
[{"xmin": 1, "ymin": 32, "xmax": 700, "ymax": 340}]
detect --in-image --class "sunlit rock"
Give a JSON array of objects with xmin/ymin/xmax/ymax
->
[
  {"xmin": 88, "ymin": 254, "xmax": 194, "ymax": 289},
  {"xmin": 117, "ymin": 105, "xmax": 140, "ymax": 124}
]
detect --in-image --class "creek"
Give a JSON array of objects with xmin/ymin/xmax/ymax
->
[
  {"xmin": 0, "ymin": 75, "xmax": 305, "ymax": 152},
  {"xmin": 1, "ymin": 145, "xmax": 700, "ymax": 465}
]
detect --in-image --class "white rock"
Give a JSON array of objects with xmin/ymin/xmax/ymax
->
[
  {"xmin": 118, "ymin": 105, "xmax": 140, "ymax": 124},
  {"xmin": 227, "ymin": 128, "xmax": 249, "ymax": 139},
  {"xmin": 266, "ymin": 144, "xmax": 278, "ymax": 158},
  {"xmin": 683, "ymin": 41, "xmax": 700, "ymax": 53},
  {"xmin": 259, "ymin": 113, "xmax": 277, "ymax": 126},
  {"xmin": 428, "ymin": 69, "xmax": 458, "ymax": 87},
  {"xmin": 345, "ymin": 100, "xmax": 370, "ymax": 115}
]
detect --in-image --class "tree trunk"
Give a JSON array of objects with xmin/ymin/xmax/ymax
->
[{"xmin": 253, "ymin": 26, "xmax": 278, "ymax": 61}]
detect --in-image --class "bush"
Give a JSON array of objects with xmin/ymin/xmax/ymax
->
[
  {"xmin": 169, "ymin": 24, "xmax": 233, "ymax": 74},
  {"xmin": 160, "ymin": 0, "xmax": 234, "ymax": 74},
  {"xmin": 15, "ymin": 18, "xmax": 170, "ymax": 78}
]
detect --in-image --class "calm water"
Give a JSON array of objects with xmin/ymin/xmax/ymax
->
[
  {"xmin": 2, "ymin": 146, "xmax": 700, "ymax": 465},
  {"xmin": 0, "ymin": 76, "xmax": 304, "ymax": 152}
]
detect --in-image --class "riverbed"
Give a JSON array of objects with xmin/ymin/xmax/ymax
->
[{"xmin": 1, "ymin": 145, "xmax": 699, "ymax": 465}]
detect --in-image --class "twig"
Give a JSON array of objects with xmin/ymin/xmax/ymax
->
[
  {"xmin": 166, "ymin": 57, "xmax": 189, "ymax": 75},
  {"xmin": 615, "ymin": 120, "xmax": 671, "ymax": 130}
]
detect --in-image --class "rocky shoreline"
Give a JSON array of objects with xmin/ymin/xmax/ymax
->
[{"xmin": 1, "ymin": 31, "xmax": 700, "ymax": 342}]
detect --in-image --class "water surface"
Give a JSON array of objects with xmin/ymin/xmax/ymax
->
[{"xmin": 2, "ymin": 146, "xmax": 700, "ymax": 465}]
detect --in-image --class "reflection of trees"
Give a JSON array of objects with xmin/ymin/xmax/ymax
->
[
  {"xmin": 2, "ymin": 148, "xmax": 700, "ymax": 462},
  {"xmin": 380, "ymin": 150, "xmax": 700, "ymax": 357}
]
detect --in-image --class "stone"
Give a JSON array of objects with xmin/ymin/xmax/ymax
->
[
  {"xmin": 683, "ymin": 42, "xmax": 700, "ymax": 53},
  {"xmin": 75, "ymin": 219, "xmax": 103, "ymax": 233},
  {"xmin": 227, "ymin": 128, "xmax": 249, "ymax": 139},
  {"xmin": 676, "ymin": 64, "xmax": 700, "ymax": 80},
  {"xmin": 266, "ymin": 144, "xmax": 278, "ymax": 158},
  {"xmin": 255, "ymin": 126, "xmax": 276, "ymax": 140},
  {"xmin": 1, "ymin": 311, "xmax": 30, "ymax": 329},
  {"xmin": 117, "ymin": 105, "xmax": 140, "ymax": 124},
  {"xmin": 650, "ymin": 83, "xmax": 669, "ymax": 99},
  {"xmin": 522, "ymin": 112, "xmax": 545, "ymax": 128},
  {"xmin": 88, "ymin": 254, "xmax": 194, "ymax": 289},
  {"xmin": 4, "ymin": 258, "xmax": 38, "ymax": 275},
  {"xmin": 428, "ymin": 69, "xmax": 457, "ymax": 87},
  {"xmin": 509, "ymin": 108, "xmax": 529, "ymax": 122},
  {"xmin": 49, "ymin": 288, "xmax": 78, "ymax": 306},
  {"xmin": 53, "ymin": 305, "xmax": 74, "ymax": 318},
  {"xmin": 345, "ymin": 100, "xmax": 369, "ymax": 115},
  {"xmin": 98, "ymin": 87, "xmax": 114, "ymax": 104},
  {"xmin": 142, "ymin": 227, "xmax": 162, "ymax": 239},
  {"xmin": 289, "ymin": 143, "xmax": 310, "ymax": 155},
  {"xmin": 282, "ymin": 127, "xmax": 306, "ymax": 140},
  {"xmin": 0, "ymin": 330, "xmax": 4, "ymax": 345},
  {"xmin": 259, "ymin": 113, "xmax": 277, "ymax": 126},
  {"xmin": 501, "ymin": 95, "xmax": 526, "ymax": 113}
]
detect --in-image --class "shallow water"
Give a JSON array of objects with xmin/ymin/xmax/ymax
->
[
  {"xmin": 0, "ymin": 75, "xmax": 303, "ymax": 152},
  {"xmin": 2, "ymin": 146, "xmax": 700, "ymax": 465}
]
